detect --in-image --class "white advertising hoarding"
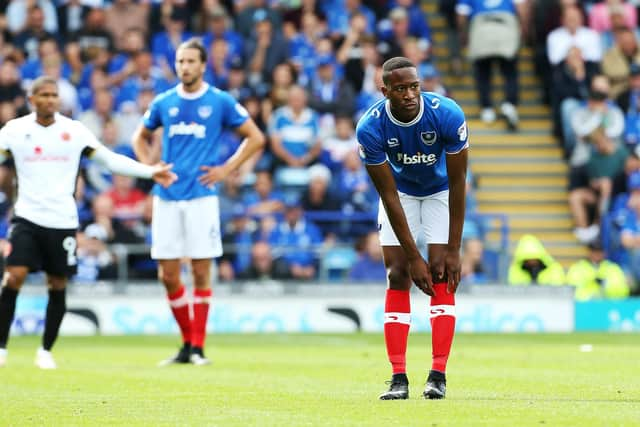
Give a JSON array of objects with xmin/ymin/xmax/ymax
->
[{"xmin": 12, "ymin": 289, "xmax": 574, "ymax": 335}]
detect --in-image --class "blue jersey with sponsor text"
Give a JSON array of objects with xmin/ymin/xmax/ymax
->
[
  {"xmin": 356, "ymin": 92, "xmax": 468, "ymax": 197},
  {"xmin": 143, "ymin": 83, "xmax": 249, "ymax": 200}
]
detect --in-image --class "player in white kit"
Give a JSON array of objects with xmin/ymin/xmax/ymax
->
[{"xmin": 0, "ymin": 76, "xmax": 176, "ymax": 369}]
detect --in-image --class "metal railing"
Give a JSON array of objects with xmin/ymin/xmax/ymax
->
[{"xmin": 102, "ymin": 211, "xmax": 510, "ymax": 284}]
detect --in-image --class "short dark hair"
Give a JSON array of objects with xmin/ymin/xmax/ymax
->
[
  {"xmin": 382, "ymin": 57, "xmax": 416, "ymax": 85},
  {"xmin": 177, "ymin": 38, "xmax": 207, "ymax": 63},
  {"xmin": 30, "ymin": 76, "xmax": 58, "ymax": 95}
]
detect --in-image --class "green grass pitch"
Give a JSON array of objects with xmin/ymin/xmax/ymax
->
[{"xmin": 0, "ymin": 333, "xmax": 638, "ymax": 426}]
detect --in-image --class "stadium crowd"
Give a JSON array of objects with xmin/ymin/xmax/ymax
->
[{"xmin": 0, "ymin": 0, "xmax": 635, "ymax": 298}]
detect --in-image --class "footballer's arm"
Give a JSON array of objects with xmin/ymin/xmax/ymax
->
[
  {"xmin": 445, "ymin": 148, "xmax": 468, "ymax": 292},
  {"xmin": 198, "ymin": 118, "xmax": 266, "ymax": 187},
  {"xmin": 365, "ymin": 161, "xmax": 434, "ymax": 296},
  {"xmin": 87, "ymin": 145, "xmax": 177, "ymax": 188},
  {"xmin": 131, "ymin": 124, "xmax": 161, "ymax": 165}
]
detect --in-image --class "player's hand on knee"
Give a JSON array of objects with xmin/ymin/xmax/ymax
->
[
  {"xmin": 445, "ymin": 248, "xmax": 462, "ymax": 294},
  {"xmin": 409, "ymin": 258, "xmax": 434, "ymax": 296},
  {"xmin": 151, "ymin": 162, "xmax": 178, "ymax": 188}
]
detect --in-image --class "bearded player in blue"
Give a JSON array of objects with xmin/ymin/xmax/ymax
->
[
  {"xmin": 357, "ymin": 57, "xmax": 468, "ymax": 400},
  {"xmin": 132, "ymin": 38, "xmax": 265, "ymax": 366}
]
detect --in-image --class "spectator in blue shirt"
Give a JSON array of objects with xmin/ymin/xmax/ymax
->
[
  {"xmin": 268, "ymin": 201, "xmax": 324, "ymax": 280},
  {"xmin": 151, "ymin": 9, "xmax": 192, "ymax": 77},
  {"xmin": 202, "ymin": 7, "xmax": 244, "ymax": 67},
  {"xmin": 349, "ymin": 231, "xmax": 386, "ymax": 282},
  {"xmin": 268, "ymin": 85, "xmax": 322, "ymax": 169}
]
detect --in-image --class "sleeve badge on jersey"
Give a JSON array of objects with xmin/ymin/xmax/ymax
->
[
  {"xmin": 358, "ymin": 144, "xmax": 366, "ymax": 159},
  {"xmin": 198, "ymin": 106, "xmax": 212, "ymax": 119},
  {"xmin": 235, "ymin": 103, "xmax": 249, "ymax": 117},
  {"xmin": 457, "ymin": 121, "xmax": 468, "ymax": 142}
]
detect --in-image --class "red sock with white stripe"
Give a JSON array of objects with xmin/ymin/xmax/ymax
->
[
  {"xmin": 384, "ymin": 289, "xmax": 411, "ymax": 374},
  {"xmin": 192, "ymin": 288, "xmax": 212, "ymax": 349},
  {"xmin": 168, "ymin": 285, "xmax": 191, "ymax": 345},
  {"xmin": 430, "ymin": 283, "xmax": 456, "ymax": 373}
]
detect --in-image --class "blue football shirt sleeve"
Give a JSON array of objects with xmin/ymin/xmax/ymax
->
[
  {"xmin": 355, "ymin": 122, "xmax": 386, "ymax": 165},
  {"xmin": 442, "ymin": 100, "xmax": 469, "ymax": 154},
  {"xmin": 222, "ymin": 92, "xmax": 249, "ymax": 129},
  {"xmin": 143, "ymin": 96, "xmax": 162, "ymax": 131}
]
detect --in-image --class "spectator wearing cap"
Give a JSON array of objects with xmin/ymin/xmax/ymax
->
[
  {"xmin": 567, "ymin": 241, "xmax": 630, "ymax": 300},
  {"xmin": 308, "ymin": 54, "xmax": 356, "ymax": 136},
  {"xmin": 244, "ymin": 10, "xmax": 289, "ymax": 90},
  {"xmin": 602, "ymin": 27, "xmax": 640, "ymax": 99},
  {"xmin": 380, "ymin": 0, "xmax": 432, "ymax": 51},
  {"xmin": 235, "ymin": 2, "xmax": 283, "ymax": 39},
  {"xmin": 300, "ymin": 163, "xmax": 343, "ymax": 238},
  {"xmin": 202, "ymin": 6, "xmax": 244, "ymax": 66},
  {"xmin": 419, "ymin": 63, "xmax": 448, "ymax": 96},
  {"xmin": 379, "ymin": 6, "xmax": 431, "ymax": 63},
  {"xmin": 267, "ymin": 199, "xmax": 324, "ymax": 280},
  {"xmin": 568, "ymin": 75, "xmax": 625, "ymax": 243}
]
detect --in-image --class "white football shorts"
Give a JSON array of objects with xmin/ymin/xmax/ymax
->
[
  {"xmin": 151, "ymin": 195, "xmax": 223, "ymax": 260},
  {"xmin": 378, "ymin": 190, "xmax": 450, "ymax": 246}
]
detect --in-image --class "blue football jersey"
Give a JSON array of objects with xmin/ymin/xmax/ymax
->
[
  {"xmin": 356, "ymin": 92, "xmax": 468, "ymax": 197},
  {"xmin": 143, "ymin": 83, "xmax": 249, "ymax": 200}
]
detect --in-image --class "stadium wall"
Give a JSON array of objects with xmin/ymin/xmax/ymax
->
[{"xmin": 8, "ymin": 284, "xmax": 608, "ymax": 335}]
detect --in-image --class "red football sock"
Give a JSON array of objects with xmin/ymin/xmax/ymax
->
[
  {"xmin": 192, "ymin": 288, "xmax": 212, "ymax": 348},
  {"xmin": 430, "ymin": 283, "xmax": 456, "ymax": 373},
  {"xmin": 167, "ymin": 285, "xmax": 191, "ymax": 344},
  {"xmin": 384, "ymin": 289, "xmax": 411, "ymax": 374}
]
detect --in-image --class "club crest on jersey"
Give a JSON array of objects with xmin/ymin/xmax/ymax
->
[
  {"xmin": 198, "ymin": 105, "xmax": 212, "ymax": 119},
  {"xmin": 169, "ymin": 107, "xmax": 179, "ymax": 117},
  {"xmin": 420, "ymin": 131, "xmax": 437, "ymax": 145},
  {"xmin": 61, "ymin": 132, "xmax": 70, "ymax": 141}
]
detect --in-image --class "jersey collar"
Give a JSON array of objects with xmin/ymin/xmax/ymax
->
[
  {"xmin": 385, "ymin": 95, "xmax": 424, "ymax": 127},
  {"xmin": 177, "ymin": 82, "xmax": 209, "ymax": 100}
]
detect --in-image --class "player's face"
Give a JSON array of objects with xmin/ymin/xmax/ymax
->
[
  {"xmin": 175, "ymin": 47, "xmax": 206, "ymax": 87},
  {"xmin": 382, "ymin": 67, "xmax": 421, "ymax": 119},
  {"xmin": 30, "ymin": 83, "xmax": 60, "ymax": 119}
]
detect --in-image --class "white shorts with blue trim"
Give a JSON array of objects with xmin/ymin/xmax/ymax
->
[
  {"xmin": 151, "ymin": 195, "xmax": 222, "ymax": 260},
  {"xmin": 378, "ymin": 190, "xmax": 449, "ymax": 246}
]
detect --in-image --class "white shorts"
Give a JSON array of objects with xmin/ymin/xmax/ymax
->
[
  {"xmin": 151, "ymin": 195, "xmax": 222, "ymax": 260},
  {"xmin": 378, "ymin": 190, "xmax": 449, "ymax": 246}
]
